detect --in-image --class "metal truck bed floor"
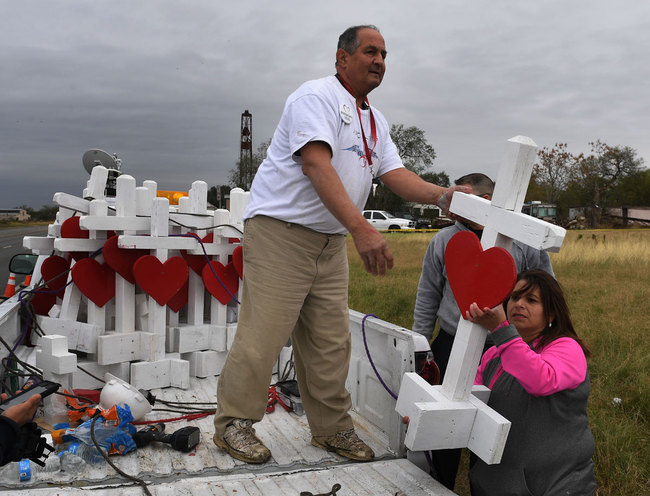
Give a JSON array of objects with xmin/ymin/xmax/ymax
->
[{"xmin": 3, "ymin": 375, "xmax": 454, "ymax": 495}]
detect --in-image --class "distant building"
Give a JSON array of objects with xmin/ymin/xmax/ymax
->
[
  {"xmin": 0, "ymin": 209, "xmax": 30, "ymax": 221},
  {"xmin": 568, "ymin": 206, "xmax": 650, "ymax": 227}
]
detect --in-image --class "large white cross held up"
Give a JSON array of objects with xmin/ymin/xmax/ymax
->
[{"xmin": 396, "ymin": 136, "xmax": 567, "ymax": 464}]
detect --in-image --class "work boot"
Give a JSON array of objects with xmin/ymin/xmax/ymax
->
[
  {"xmin": 312, "ymin": 428, "xmax": 374, "ymax": 461},
  {"xmin": 213, "ymin": 419, "xmax": 271, "ymax": 464}
]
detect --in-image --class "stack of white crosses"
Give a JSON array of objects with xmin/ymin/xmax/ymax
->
[{"xmin": 23, "ymin": 167, "xmax": 249, "ymax": 391}]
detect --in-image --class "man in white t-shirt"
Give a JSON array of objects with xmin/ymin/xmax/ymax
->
[{"xmin": 213, "ymin": 24, "xmax": 468, "ymax": 464}]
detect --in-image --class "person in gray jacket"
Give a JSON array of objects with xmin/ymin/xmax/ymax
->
[{"xmin": 411, "ymin": 172, "xmax": 554, "ymax": 490}]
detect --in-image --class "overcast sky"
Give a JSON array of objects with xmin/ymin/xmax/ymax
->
[{"xmin": 2, "ymin": 1, "xmax": 648, "ymax": 209}]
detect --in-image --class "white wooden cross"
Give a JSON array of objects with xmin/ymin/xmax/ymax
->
[{"xmin": 396, "ymin": 136, "xmax": 567, "ymax": 464}]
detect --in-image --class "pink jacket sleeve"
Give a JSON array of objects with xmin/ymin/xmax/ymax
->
[{"xmin": 494, "ymin": 336, "xmax": 587, "ymax": 396}]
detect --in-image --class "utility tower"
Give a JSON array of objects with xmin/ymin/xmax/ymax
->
[{"xmin": 240, "ymin": 110, "xmax": 253, "ymax": 189}]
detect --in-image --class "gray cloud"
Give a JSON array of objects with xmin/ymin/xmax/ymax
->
[{"xmin": 1, "ymin": 0, "xmax": 648, "ymax": 208}]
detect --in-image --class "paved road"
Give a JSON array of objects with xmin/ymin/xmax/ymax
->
[{"xmin": 0, "ymin": 225, "xmax": 48, "ymax": 291}]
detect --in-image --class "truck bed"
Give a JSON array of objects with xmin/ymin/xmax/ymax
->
[{"xmin": 4, "ymin": 374, "xmax": 454, "ymax": 495}]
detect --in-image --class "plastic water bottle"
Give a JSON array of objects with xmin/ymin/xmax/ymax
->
[
  {"xmin": 19, "ymin": 457, "xmax": 61, "ymax": 481},
  {"xmin": 0, "ymin": 457, "xmax": 61, "ymax": 482},
  {"xmin": 59, "ymin": 442, "xmax": 107, "ymax": 475},
  {"xmin": 0, "ymin": 462, "xmax": 20, "ymax": 483}
]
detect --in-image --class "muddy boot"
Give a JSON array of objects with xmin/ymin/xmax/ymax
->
[
  {"xmin": 213, "ymin": 419, "xmax": 271, "ymax": 464},
  {"xmin": 312, "ymin": 428, "xmax": 374, "ymax": 461}
]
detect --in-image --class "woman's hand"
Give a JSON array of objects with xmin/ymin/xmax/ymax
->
[{"xmin": 465, "ymin": 302, "xmax": 507, "ymax": 332}]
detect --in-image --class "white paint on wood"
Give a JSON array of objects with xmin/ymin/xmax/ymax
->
[{"xmin": 396, "ymin": 136, "xmax": 567, "ymax": 464}]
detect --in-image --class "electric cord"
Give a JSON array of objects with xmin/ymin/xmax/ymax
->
[
  {"xmin": 362, "ymin": 313, "xmax": 438, "ymax": 477},
  {"xmin": 151, "ymin": 407, "xmax": 215, "ymax": 415},
  {"xmin": 170, "ymin": 233, "xmax": 241, "ymax": 304},
  {"xmin": 156, "ymin": 399, "xmax": 217, "ymax": 407},
  {"xmin": 75, "ymin": 365, "xmax": 106, "ymax": 384},
  {"xmin": 361, "ymin": 314, "xmax": 398, "ymax": 400},
  {"xmin": 90, "ymin": 412, "xmax": 152, "ymax": 496}
]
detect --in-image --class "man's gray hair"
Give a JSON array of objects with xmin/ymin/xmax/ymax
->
[{"xmin": 336, "ymin": 25, "xmax": 380, "ymax": 66}]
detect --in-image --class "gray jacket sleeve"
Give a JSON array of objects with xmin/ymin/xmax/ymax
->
[
  {"xmin": 511, "ymin": 241, "xmax": 555, "ymax": 276},
  {"xmin": 412, "ymin": 235, "xmax": 445, "ymax": 342}
]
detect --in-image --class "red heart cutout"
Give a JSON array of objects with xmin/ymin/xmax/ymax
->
[
  {"xmin": 231, "ymin": 246, "xmax": 243, "ymax": 279},
  {"xmin": 40, "ymin": 255, "xmax": 70, "ymax": 296},
  {"xmin": 445, "ymin": 231, "xmax": 517, "ymax": 318},
  {"xmin": 180, "ymin": 232, "xmax": 214, "ymax": 275},
  {"xmin": 133, "ymin": 256, "xmax": 189, "ymax": 306},
  {"xmin": 202, "ymin": 260, "xmax": 239, "ymax": 305},
  {"xmin": 31, "ymin": 291, "xmax": 57, "ymax": 316},
  {"xmin": 167, "ymin": 280, "xmax": 189, "ymax": 313},
  {"xmin": 60, "ymin": 216, "xmax": 90, "ymax": 261},
  {"xmin": 102, "ymin": 235, "xmax": 149, "ymax": 284},
  {"xmin": 71, "ymin": 258, "xmax": 116, "ymax": 307},
  {"xmin": 61, "ymin": 216, "xmax": 89, "ymax": 239}
]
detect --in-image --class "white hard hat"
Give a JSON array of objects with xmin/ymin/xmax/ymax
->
[{"xmin": 99, "ymin": 373, "xmax": 153, "ymax": 421}]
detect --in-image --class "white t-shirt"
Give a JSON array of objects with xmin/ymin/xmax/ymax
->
[{"xmin": 243, "ymin": 75, "xmax": 404, "ymax": 234}]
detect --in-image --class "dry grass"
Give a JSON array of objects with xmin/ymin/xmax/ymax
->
[{"xmin": 347, "ymin": 229, "xmax": 650, "ymax": 496}]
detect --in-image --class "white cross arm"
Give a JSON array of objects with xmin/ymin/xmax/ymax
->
[
  {"xmin": 169, "ymin": 212, "xmax": 215, "ymax": 231},
  {"xmin": 79, "ymin": 215, "xmax": 151, "ymax": 232},
  {"xmin": 23, "ymin": 236, "xmax": 55, "ymax": 251},
  {"xmin": 396, "ymin": 373, "xmax": 510, "ymax": 464},
  {"xmin": 450, "ymin": 193, "xmax": 566, "ymax": 252},
  {"xmin": 53, "ymin": 192, "xmax": 90, "ymax": 214},
  {"xmin": 118, "ymin": 234, "xmax": 197, "ymax": 250},
  {"xmin": 214, "ymin": 226, "xmax": 243, "ymax": 239},
  {"xmin": 53, "ymin": 238, "xmax": 106, "ymax": 252}
]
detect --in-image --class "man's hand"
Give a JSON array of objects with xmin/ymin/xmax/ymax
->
[
  {"xmin": 350, "ymin": 223, "xmax": 394, "ymax": 276},
  {"xmin": 436, "ymin": 185, "xmax": 472, "ymax": 214},
  {"xmin": 0, "ymin": 393, "xmax": 41, "ymax": 426}
]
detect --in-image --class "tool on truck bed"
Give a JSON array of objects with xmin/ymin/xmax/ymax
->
[{"xmin": 132, "ymin": 423, "xmax": 200, "ymax": 452}]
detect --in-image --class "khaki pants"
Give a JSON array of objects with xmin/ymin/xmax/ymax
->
[{"xmin": 213, "ymin": 216, "xmax": 353, "ymax": 438}]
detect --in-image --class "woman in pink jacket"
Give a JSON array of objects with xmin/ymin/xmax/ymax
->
[{"xmin": 467, "ymin": 269, "xmax": 596, "ymax": 495}]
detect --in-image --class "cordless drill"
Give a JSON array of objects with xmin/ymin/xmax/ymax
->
[{"xmin": 132, "ymin": 423, "xmax": 201, "ymax": 452}]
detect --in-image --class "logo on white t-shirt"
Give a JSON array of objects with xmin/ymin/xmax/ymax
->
[{"xmin": 339, "ymin": 103, "xmax": 353, "ymax": 124}]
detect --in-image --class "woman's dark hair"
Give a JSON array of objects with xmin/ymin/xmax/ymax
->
[{"xmin": 510, "ymin": 269, "xmax": 591, "ymax": 358}]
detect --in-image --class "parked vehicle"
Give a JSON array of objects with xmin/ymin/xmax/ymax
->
[
  {"xmin": 362, "ymin": 210, "xmax": 415, "ymax": 230},
  {"xmin": 392, "ymin": 212, "xmax": 431, "ymax": 229},
  {"xmin": 522, "ymin": 201, "xmax": 557, "ymax": 224}
]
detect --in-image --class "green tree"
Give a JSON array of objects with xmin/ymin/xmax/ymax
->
[
  {"xmin": 207, "ymin": 185, "xmax": 231, "ymax": 209},
  {"xmin": 420, "ymin": 171, "xmax": 450, "ymax": 188},
  {"xmin": 366, "ymin": 124, "xmax": 442, "ymax": 211},
  {"xmin": 229, "ymin": 138, "xmax": 271, "ymax": 190},
  {"xmin": 612, "ymin": 168, "xmax": 650, "ymax": 206},
  {"xmin": 533, "ymin": 143, "xmax": 580, "ymax": 204},
  {"xmin": 569, "ymin": 140, "xmax": 644, "ymax": 227},
  {"xmin": 389, "ymin": 124, "xmax": 436, "ymax": 175}
]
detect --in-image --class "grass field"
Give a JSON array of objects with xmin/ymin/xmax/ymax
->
[{"xmin": 347, "ymin": 229, "xmax": 650, "ymax": 496}]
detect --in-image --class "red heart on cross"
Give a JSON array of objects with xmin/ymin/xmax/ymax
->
[
  {"xmin": 102, "ymin": 235, "xmax": 149, "ymax": 284},
  {"xmin": 60, "ymin": 216, "xmax": 90, "ymax": 261},
  {"xmin": 40, "ymin": 255, "xmax": 70, "ymax": 296},
  {"xmin": 180, "ymin": 232, "xmax": 214, "ymax": 275},
  {"xmin": 445, "ymin": 230, "xmax": 517, "ymax": 318},
  {"xmin": 202, "ymin": 260, "xmax": 239, "ymax": 305},
  {"xmin": 167, "ymin": 280, "xmax": 189, "ymax": 313},
  {"xmin": 133, "ymin": 255, "xmax": 189, "ymax": 306},
  {"xmin": 61, "ymin": 216, "xmax": 89, "ymax": 239},
  {"xmin": 232, "ymin": 245, "xmax": 243, "ymax": 279},
  {"xmin": 71, "ymin": 258, "xmax": 116, "ymax": 307},
  {"xmin": 31, "ymin": 292, "xmax": 57, "ymax": 316}
]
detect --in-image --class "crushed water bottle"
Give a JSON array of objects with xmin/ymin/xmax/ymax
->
[
  {"xmin": 0, "ymin": 456, "xmax": 61, "ymax": 482},
  {"xmin": 59, "ymin": 442, "xmax": 107, "ymax": 475}
]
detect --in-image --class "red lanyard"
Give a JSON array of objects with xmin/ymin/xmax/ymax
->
[{"xmin": 336, "ymin": 74, "xmax": 378, "ymax": 165}]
